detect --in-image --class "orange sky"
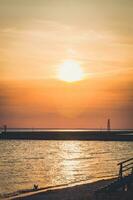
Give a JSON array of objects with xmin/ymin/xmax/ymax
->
[
  {"xmin": 1, "ymin": 69, "xmax": 132, "ymax": 129},
  {"xmin": 0, "ymin": 0, "xmax": 133, "ymax": 128}
]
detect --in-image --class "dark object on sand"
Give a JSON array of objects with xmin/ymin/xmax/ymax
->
[
  {"xmin": 33, "ymin": 184, "xmax": 38, "ymax": 191},
  {"xmin": 95, "ymin": 158, "xmax": 133, "ymax": 199}
]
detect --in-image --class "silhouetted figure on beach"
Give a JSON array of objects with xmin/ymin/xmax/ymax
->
[{"xmin": 33, "ymin": 184, "xmax": 38, "ymax": 191}]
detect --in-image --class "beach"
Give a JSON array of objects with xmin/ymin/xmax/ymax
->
[
  {"xmin": 8, "ymin": 177, "xmax": 133, "ymax": 200},
  {"xmin": 8, "ymin": 178, "xmax": 114, "ymax": 200}
]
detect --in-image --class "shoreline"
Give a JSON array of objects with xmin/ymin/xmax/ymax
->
[{"xmin": 7, "ymin": 178, "xmax": 116, "ymax": 200}]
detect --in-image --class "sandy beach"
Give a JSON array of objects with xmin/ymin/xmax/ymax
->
[
  {"xmin": 7, "ymin": 177, "xmax": 133, "ymax": 200},
  {"xmin": 7, "ymin": 178, "xmax": 116, "ymax": 200}
]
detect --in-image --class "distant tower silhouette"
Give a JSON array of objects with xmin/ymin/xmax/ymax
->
[
  {"xmin": 3, "ymin": 125, "xmax": 7, "ymax": 133},
  {"xmin": 107, "ymin": 119, "xmax": 111, "ymax": 131}
]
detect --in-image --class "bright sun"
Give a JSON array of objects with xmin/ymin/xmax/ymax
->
[{"xmin": 58, "ymin": 60, "xmax": 84, "ymax": 82}]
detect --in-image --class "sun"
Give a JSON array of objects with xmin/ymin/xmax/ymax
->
[{"xmin": 58, "ymin": 60, "xmax": 84, "ymax": 82}]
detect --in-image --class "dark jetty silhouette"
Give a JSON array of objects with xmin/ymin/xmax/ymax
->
[{"xmin": 0, "ymin": 130, "xmax": 133, "ymax": 141}]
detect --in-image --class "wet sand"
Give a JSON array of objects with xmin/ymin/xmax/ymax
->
[
  {"xmin": 5, "ymin": 176, "xmax": 133, "ymax": 200},
  {"xmin": 8, "ymin": 178, "xmax": 116, "ymax": 200},
  {"xmin": 6, "ymin": 177, "xmax": 133, "ymax": 200}
]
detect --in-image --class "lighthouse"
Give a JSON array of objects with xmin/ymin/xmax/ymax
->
[{"xmin": 107, "ymin": 119, "xmax": 111, "ymax": 131}]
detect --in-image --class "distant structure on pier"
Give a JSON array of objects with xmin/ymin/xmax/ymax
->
[
  {"xmin": 107, "ymin": 119, "xmax": 111, "ymax": 131},
  {"xmin": 3, "ymin": 125, "xmax": 7, "ymax": 133}
]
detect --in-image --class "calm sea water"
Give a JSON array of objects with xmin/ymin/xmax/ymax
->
[{"xmin": 0, "ymin": 139, "xmax": 133, "ymax": 198}]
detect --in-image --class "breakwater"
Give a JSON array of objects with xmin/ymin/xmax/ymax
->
[{"xmin": 0, "ymin": 130, "xmax": 133, "ymax": 141}]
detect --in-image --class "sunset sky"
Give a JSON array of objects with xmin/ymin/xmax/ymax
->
[{"xmin": 0, "ymin": 0, "xmax": 133, "ymax": 129}]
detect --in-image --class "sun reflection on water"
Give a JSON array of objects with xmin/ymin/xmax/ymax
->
[{"xmin": 0, "ymin": 140, "xmax": 133, "ymax": 197}]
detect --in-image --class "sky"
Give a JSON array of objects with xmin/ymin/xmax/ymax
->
[{"xmin": 0, "ymin": 0, "xmax": 133, "ymax": 129}]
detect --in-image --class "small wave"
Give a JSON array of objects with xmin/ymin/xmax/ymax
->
[
  {"xmin": 90, "ymin": 151, "xmax": 110, "ymax": 155},
  {"xmin": 24, "ymin": 157, "xmax": 45, "ymax": 160},
  {"xmin": 65, "ymin": 157, "xmax": 95, "ymax": 161}
]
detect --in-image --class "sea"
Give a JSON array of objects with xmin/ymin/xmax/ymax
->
[{"xmin": 0, "ymin": 129, "xmax": 133, "ymax": 199}]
